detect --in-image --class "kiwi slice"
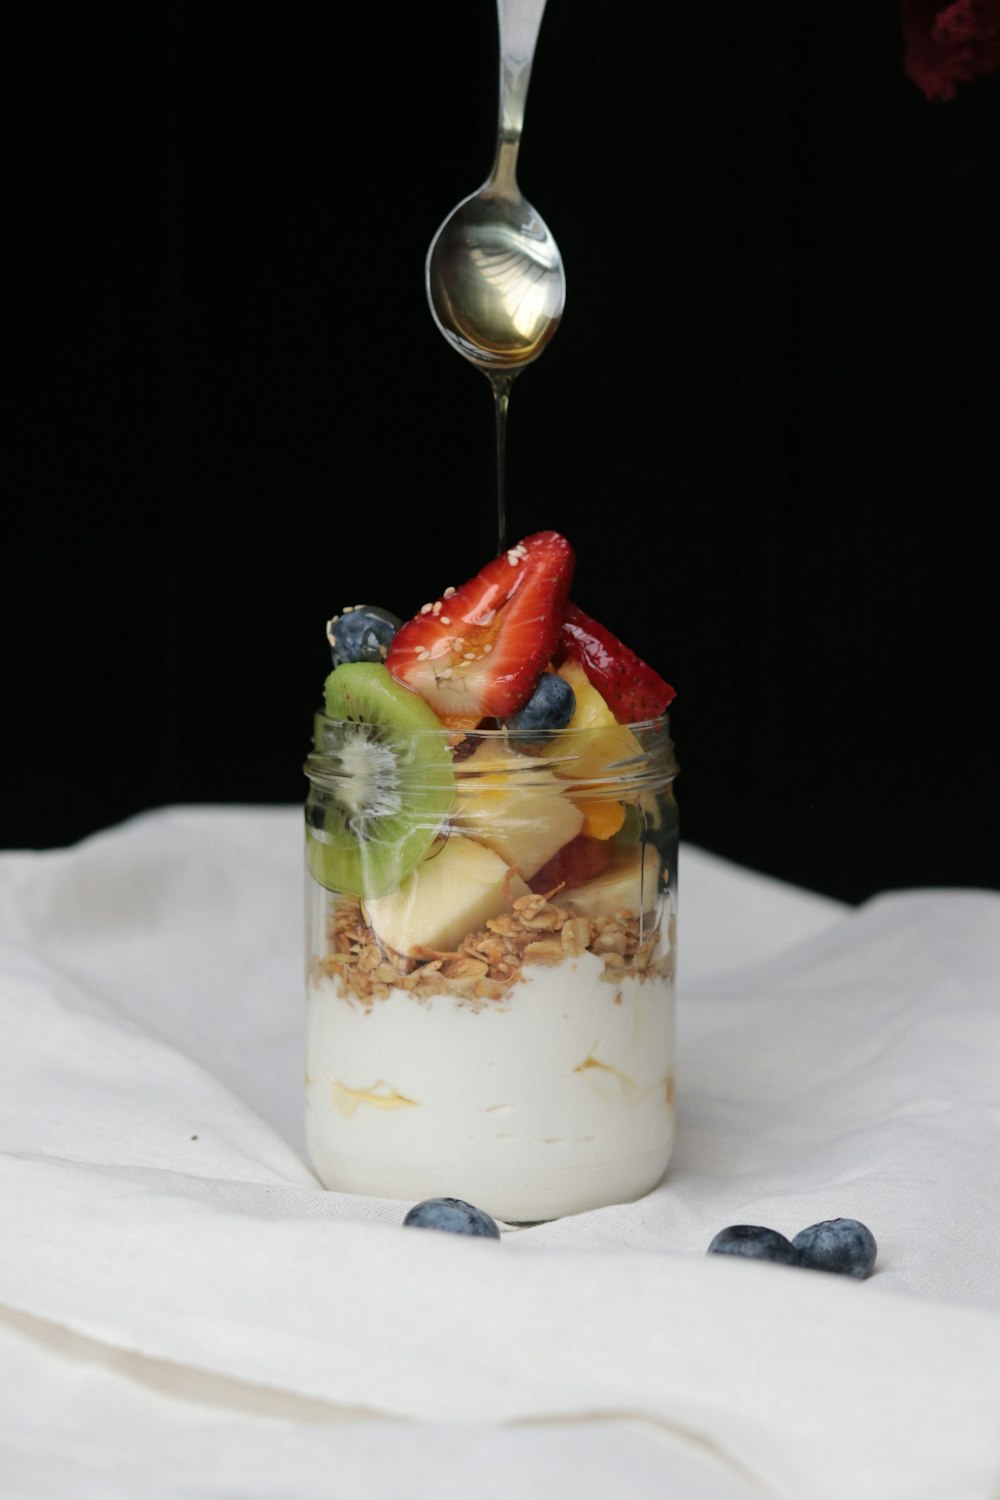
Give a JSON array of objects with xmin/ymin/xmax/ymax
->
[{"xmin": 304, "ymin": 663, "xmax": 455, "ymax": 898}]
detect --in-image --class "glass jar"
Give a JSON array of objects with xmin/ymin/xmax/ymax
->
[{"xmin": 303, "ymin": 712, "xmax": 679, "ymax": 1223}]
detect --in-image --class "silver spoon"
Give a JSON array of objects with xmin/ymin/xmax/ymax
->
[{"xmin": 425, "ymin": 0, "xmax": 565, "ymax": 553}]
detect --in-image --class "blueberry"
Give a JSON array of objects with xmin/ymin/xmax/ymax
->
[
  {"xmin": 402, "ymin": 1197, "xmax": 501, "ymax": 1240},
  {"xmin": 327, "ymin": 606, "xmax": 402, "ymax": 668},
  {"xmin": 707, "ymin": 1224, "xmax": 800, "ymax": 1265},
  {"xmin": 503, "ymin": 673, "xmax": 576, "ymax": 740},
  {"xmin": 792, "ymin": 1218, "xmax": 877, "ymax": 1278}
]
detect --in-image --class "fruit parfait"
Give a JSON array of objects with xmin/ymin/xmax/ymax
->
[{"xmin": 303, "ymin": 531, "xmax": 679, "ymax": 1223}]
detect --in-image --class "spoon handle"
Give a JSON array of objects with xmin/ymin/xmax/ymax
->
[{"xmin": 491, "ymin": 0, "xmax": 548, "ymax": 193}]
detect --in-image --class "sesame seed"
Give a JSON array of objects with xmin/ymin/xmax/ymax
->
[
  {"xmin": 463, "ymin": 652, "xmax": 476, "ymax": 660},
  {"xmin": 483, "ymin": 644, "xmax": 493, "ymax": 654},
  {"xmin": 420, "ymin": 603, "xmax": 432, "ymax": 614},
  {"xmin": 440, "ymin": 616, "xmax": 451, "ymax": 625},
  {"xmin": 443, "ymin": 586, "xmax": 456, "ymax": 598}
]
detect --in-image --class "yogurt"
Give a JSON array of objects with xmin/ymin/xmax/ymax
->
[{"xmin": 305, "ymin": 947, "xmax": 675, "ymax": 1223}]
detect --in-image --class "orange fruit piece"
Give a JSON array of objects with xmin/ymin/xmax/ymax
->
[{"xmin": 578, "ymin": 797, "xmax": 626, "ymax": 840}]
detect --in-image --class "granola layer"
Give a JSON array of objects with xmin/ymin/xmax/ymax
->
[{"xmin": 312, "ymin": 891, "xmax": 675, "ymax": 1009}]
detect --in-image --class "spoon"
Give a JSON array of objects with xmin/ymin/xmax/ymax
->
[{"xmin": 426, "ymin": 0, "xmax": 565, "ymax": 553}]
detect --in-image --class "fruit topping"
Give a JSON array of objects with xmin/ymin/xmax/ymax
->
[
  {"xmin": 706, "ymin": 1225, "xmax": 800, "ymax": 1265},
  {"xmin": 557, "ymin": 843, "xmax": 661, "ymax": 920},
  {"xmin": 386, "ymin": 531, "xmax": 575, "ymax": 728},
  {"xmin": 541, "ymin": 660, "xmax": 637, "ymax": 837},
  {"xmin": 402, "ymin": 1197, "xmax": 501, "ymax": 1239},
  {"xmin": 451, "ymin": 742, "xmax": 585, "ymax": 880},
  {"xmin": 363, "ymin": 835, "xmax": 531, "ymax": 956},
  {"xmin": 528, "ymin": 833, "xmax": 614, "ymax": 896},
  {"xmin": 502, "ymin": 671, "xmax": 576, "ymax": 740},
  {"xmin": 557, "ymin": 602, "xmax": 677, "ymax": 722},
  {"xmin": 792, "ymin": 1218, "xmax": 877, "ymax": 1279},
  {"xmin": 575, "ymin": 796, "xmax": 626, "ymax": 841},
  {"xmin": 304, "ymin": 663, "xmax": 455, "ymax": 899},
  {"xmin": 545, "ymin": 661, "xmax": 641, "ymax": 775},
  {"xmin": 327, "ymin": 605, "xmax": 402, "ymax": 669}
]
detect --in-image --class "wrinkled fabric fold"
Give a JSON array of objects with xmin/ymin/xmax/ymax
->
[{"xmin": 1, "ymin": 807, "xmax": 999, "ymax": 1498}]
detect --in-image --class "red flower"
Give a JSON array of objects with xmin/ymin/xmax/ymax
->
[{"xmin": 900, "ymin": 0, "xmax": 1000, "ymax": 100}]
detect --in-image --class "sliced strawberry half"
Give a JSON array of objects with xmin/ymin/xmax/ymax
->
[
  {"xmin": 386, "ymin": 531, "xmax": 575, "ymax": 726},
  {"xmin": 556, "ymin": 602, "xmax": 677, "ymax": 722},
  {"xmin": 528, "ymin": 833, "xmax": 613, "ymax": 897}
]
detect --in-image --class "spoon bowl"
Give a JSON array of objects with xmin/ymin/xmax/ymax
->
[
  {"xmin": 426, "ymin": 181, "xmax": 565, "ymax": 373},
  {"xmin": 425, "ymin": 0, "xmax": 564, "ymax": 378}
]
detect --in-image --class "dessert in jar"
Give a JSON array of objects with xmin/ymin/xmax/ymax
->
[{"xmin": 303, "ymin": 531, "xmax": 679, "ymax": 1222}]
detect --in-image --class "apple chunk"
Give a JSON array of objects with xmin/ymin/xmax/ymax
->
[
  {"xmin": 362, "ymin": 835, "xmax": 530, "ymax": 957},
  {"xmin": 451, "ymin": 742, "xmax": 585, "ymax": 879}
]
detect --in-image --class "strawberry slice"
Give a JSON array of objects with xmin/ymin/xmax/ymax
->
[
  {"xmin": 529, "ymin": 833, "xmax": 613, "ymax": 897},
  {"xmin": 556, "ymin": 602, "xmax": 677, "ymax": 722},
  {"xmin": 387, "ymin": 532, "xmax": 575, "ymax": 725}
]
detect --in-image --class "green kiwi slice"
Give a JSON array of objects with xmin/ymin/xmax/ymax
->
[{"xmin": 304, "ymin": 663, "xmax": 455, "ymax": 898}]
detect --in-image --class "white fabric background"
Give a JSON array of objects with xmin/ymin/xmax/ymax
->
[{"xmin": 1, "ymin": 806, "xmax": 998, "ymax": 1498}]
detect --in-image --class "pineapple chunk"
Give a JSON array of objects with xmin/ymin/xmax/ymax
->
[
  {"xmin": 540, "ymin": 661, "xmax": 640, "ymax": 847},
  {"xmin": 548, "ymin": 661, "xmax": 644, "ymax": 781},
  {"xmin": 451, "ymin": 741, "xmax": 584, "ymax": 879},
  {"xmin": 362, "ymin": 835, "xmax": 530, "ymax": 957},
  {"xmin": 564, "ymin": 843, "xmax": 662, "ymax": 921}
]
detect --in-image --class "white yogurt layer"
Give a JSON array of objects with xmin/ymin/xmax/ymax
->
[{"xmin": 305, "ymin": 948, "xmax": 675, "ymax": 1222}]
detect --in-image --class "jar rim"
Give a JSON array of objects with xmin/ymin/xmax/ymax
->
[
  {"xmin": 305, "ymin": 711, "xmax": 679, "ymax": 787},
  {"xmin": 309, "ymin": 710, "xmax": 674, "ymax": 737}
]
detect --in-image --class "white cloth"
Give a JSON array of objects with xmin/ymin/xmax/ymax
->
[{"xmin": 1, "ymin": 806, "xmax": 999, "ymax": 1499}]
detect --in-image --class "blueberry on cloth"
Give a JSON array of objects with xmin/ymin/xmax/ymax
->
[
  {"xmin": 502, "ymin": 672, "xmax": 576, "ymax": 739},
  {"xmin": 792, "ymin": 1218, "xmax": 877, "ymax": 1278},
  {"xmin": 327, "ymin": 605, "xmax": 402, "ymax": 668},
  {"xmin": 706, "ymin": 1225, "xmax": 800, "ymax": 1265},
  {"xmin": 402, "ymin": 1197, "xmax": 501, "ymax": 1240}
]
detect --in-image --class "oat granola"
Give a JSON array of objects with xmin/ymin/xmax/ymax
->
[{"xmin": 313, "ymin": 889, "xmax": 674, "ymax": 1008}]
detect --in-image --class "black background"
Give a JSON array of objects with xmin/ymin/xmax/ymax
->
[{"xmin": 5, "ymin": 2, "xmax": 998, "ymax": 903}]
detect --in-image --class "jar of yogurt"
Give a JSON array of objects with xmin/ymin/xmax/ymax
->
[{"xmin": 304, "ymin": 701, "xmax": 679, "ymax": 1223}]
